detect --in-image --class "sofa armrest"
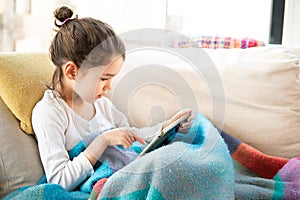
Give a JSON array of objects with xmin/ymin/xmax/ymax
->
[{"xmin": 0, "ymin": 95, "xmax": 44, "ymax": 198}]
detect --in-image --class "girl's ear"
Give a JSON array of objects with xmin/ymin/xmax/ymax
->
[{"xmin": 63, "ymin": 61, "xmax": 78, "ymax": 80}]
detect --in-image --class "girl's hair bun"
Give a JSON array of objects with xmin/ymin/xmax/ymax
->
[{"xmin": 54, "ymin": 6, "xmax": 74, "ymax": 28}]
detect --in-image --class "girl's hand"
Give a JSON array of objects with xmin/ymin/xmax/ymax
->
[
  {"xmin": 102, "ymin": 128, "xmax": 146, "ymax": 148},
  {"xmin": 163, "ymin": 109, "xmax": 194, "ymax": 134}
]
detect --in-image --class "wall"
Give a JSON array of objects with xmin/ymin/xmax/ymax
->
[
  {"xmin": 2, "ymin": 0, "xmax": 298, "ymax": 51},
  {"xmin": 282, "ymin": 0, "xmax": 300, "ymax": 48},
  {"xmin": 167, "ymin": 0, "xmax": 272, "ymax": 43},
  {"xmin": 76, "ymin": 0, "xmax": 167, "ymax": 34}
]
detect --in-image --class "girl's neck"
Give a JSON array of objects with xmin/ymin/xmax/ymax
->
[
  {"xmin": 69, "ymin": 92, "xmax": 97, "ymax": 121},
  {"xmin": 73, "ymin": 98, "xmax": 96, "ymax": 121},
  {"xmin": 56, "ymin": 87, "xmax": 77, "ymax": 108},
  {"xmin": 63, "ymin": 91, "xmax": 96, "ymax": 121},
  {"xmin": 55, "ymin": 83, "xmax": 96, "ymax": 121}
]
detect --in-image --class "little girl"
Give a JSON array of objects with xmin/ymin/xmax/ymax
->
[{"xmin": 32, "ymin": 6, "xmax": 193, "ymax": 191}]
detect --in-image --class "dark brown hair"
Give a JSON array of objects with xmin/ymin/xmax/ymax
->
[{"xmin": 49, "ymin": 6, "xmax": 125, "ymax": 91}]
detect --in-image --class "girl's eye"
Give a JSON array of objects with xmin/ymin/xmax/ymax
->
[{"xmin": 100, "ymin": 78, "xmax": 108, "ymax": 81}]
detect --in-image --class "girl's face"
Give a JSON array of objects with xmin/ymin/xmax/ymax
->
[{"xmin": 74, "ymin": 56, "xmax": 124, "ymax": 103}]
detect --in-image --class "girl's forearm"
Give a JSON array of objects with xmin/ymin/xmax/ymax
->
[{"xmin": 83, "ymin": 134, "xmax": 109, "ymax": 166}]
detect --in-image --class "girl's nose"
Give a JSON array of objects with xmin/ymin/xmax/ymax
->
[{"xmin": 105, "ymin": 82, "xmax": 112, "ymax": 91}]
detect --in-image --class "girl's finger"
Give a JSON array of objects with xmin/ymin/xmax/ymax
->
[
  {"xmin": 180, "ymin": 121, "xmax": 191, "ymax": 128},
  {"xmin": 178, "ymin": 127, "xmax": 189, "ymax": 133},
  {"xmin": 126, "ymin": 133, "xmax": 135, "ymax": 144},
  {"xmin": 120, "ymin": 128, "xmax": 135, "ymax": 141},
  {"xmin": 121, "ymin": 139, "xmax": 131, "ymax": 148},
  {"xmin": 187, "ymin": 114, "xmax": 194, "ymax": 121},
  {"xmin": 179, "ymin": 123, "xmax": 192, "ymax": 133},
  {"xmin": 182, "ymin": 109, "xmax": 192, "ymax": 116},
  {"xmin": 132, "ymin": 132, "xmax": 146, "ymax": 144}
]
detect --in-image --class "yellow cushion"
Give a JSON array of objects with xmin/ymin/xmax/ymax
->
[{"xmin": 0, "ymin": 51, "xmax": 55, "ymax": 134}]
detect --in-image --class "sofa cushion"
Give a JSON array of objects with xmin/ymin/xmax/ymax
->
[
  {"xmin": 0, "ymin": 95, "xmax": 44, "ymax": 198},
  {"xmin": 108, "ymin": 45, "xmax": 300, "ymax": 158},
  {"xmin": 205, "ymin": 46, "xmax": 300, "ymax": 158},
  {"xmin": 0, "ymin": 52, "xmax": 55, "ymax": 134}
]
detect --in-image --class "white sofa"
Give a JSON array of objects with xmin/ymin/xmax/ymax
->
[{"xmin": 0, "ymin": 45, "xmax": 299, "ymax": 198}]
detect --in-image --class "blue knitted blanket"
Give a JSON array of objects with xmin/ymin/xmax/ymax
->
[{"xmin": 3, "ymin": 114, "xmax": 234, "ymax": 200}]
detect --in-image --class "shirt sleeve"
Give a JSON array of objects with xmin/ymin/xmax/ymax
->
[
  {"xmin": 107, "ymin": 99, "xmax": 163, "ymax": 142},
  {"xmin": 32, "ymin": 98, "xmax": 94, "ymax": 191}
]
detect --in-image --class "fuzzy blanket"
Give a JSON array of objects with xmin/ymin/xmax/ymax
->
[
  {"xmin": 91, "ymin": 114, "xmax": 234, "ymax": 199},
  {"xmin": 220, "ymin": 131, "xmax": 300, "ymax": 199},
  {"xmin": 3, "ymin": 114, "xmax": 300, "ymax": 200}
]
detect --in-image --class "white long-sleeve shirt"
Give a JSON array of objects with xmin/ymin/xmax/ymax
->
[{"xmin": 32, "ymin": 90, "xmax": 162, "ymax": 191}]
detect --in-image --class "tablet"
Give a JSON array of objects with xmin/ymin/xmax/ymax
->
[{"xmin": 137, "ymin": 112, "xmax": 190, "ymax": 158}]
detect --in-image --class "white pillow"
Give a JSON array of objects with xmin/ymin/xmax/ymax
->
[
  {"xmin": 205, "ymin": 46, "xmax": 300, "ymax": 158},
  {"xmin": 108, "ymin": 45, "xmax": 300, "ymax": 158}
]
